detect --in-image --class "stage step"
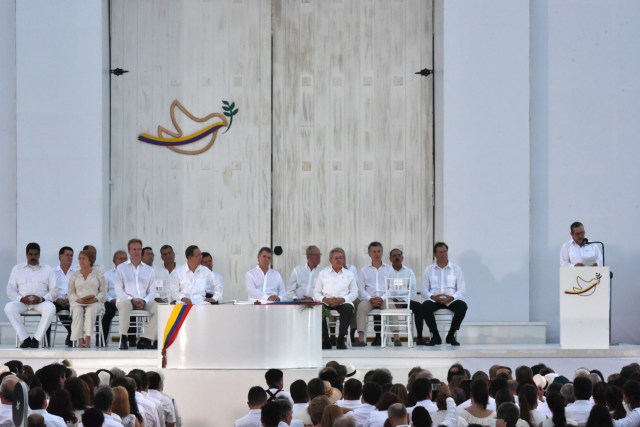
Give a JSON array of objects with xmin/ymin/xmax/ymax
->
[{"xmin": 453, "ymin": 321, "xmax": 546, "ymax": 344}]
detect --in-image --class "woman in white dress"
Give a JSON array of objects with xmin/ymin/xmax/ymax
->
[
  {"xmin": 519, "ymin": 384, "xmax": 548, "ymax": 426},
  {"xmin": 68, "ymin": 250, "xmax": 106, "ymax": 348},
  {"xmin": 457, "ymin": 379, "xmax": 497, "ymax": 426}
]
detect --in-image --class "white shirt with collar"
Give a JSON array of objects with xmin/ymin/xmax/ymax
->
[
  {"xmin": 0, "ymin": 403, "xmax": 12, "ymax": 424},
  {"xmin": 287, "ymin": 263, "xmax": 322, "ymax": 300},
  {"xmin": 245, "ymin": 266, "xmax": 286, "ymax": 302},
  {"xmin": 560, "ymin": 240, "xmax": 603, "ymax": 267},
  {"xmin": 353, "ymin": 403, "xmax": 376, "ymax": 427},
  {"xmin": 147, "ymin": 389, "xmax": 177, "ymax": 424},
  {"xmin": 336, "ymin": 399, "xmax": 362, "ymax": 410},
  {"xmin": 104, "ymin": 268, "xmax": 119, "ymax": 302},
  {"xmin": 28, "ymin": 409, "xmax": 66, "ymax": 427},
  {"xmin": 388, "ymin": 265, "xmax": 417, "ymax": 301},
  {"xmin": 313, "ymin": 266, "xmax": 359, "ymax": 304},
  {"xmin": 170, "ymin": 264, "xmax": 223, "ymax": 304},
  {"xmin": 234, "ymin": 408, "xmax": 262, "ymax": 427},
  {"xmin": 458, "ymin": 396, "xmax": 496, "ymax": 411},
  {"xmin": 422, "ymin": 261, "xmax": 466, "ymax": 302},
  {"xmin": 115, "ymin": 260, "xmax": 156, "ymax": 303},
  {"xmin": 564, "ymin": 399, "xmax": 594, "ymax": 426},
  {"xmin": 408, "ymin": 399, "xmax": 438, "ymax": 413},
  {"xmin": 135, "ymin": 390, "xmax": 161, "ymax": 427},
  {"xmin": 614, "ymin": 407, "xmax": 640, "ymax": 427},
  {"xmin": 7, "ymin": 263, "xmax": 58, "ymax": 302},
  {"xmin": 359, "ymin": 263, "xmax": 394, "ymax": 300},
  {"xmin": 54, "ymin": 264, "xmax": 77, "ymax": 299}
]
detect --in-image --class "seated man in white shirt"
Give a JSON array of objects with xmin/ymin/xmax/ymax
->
[
  {"xmin": 235, "ymin": 386, "xmax": 268, "ymax": 427},
  {"xmin": 155, "ymin": 244, "xmax": 177, "ymax": 303},
  {"xmin": 201, "ymin": 251, "xmax": 225, "ymax": 300},
  {"xmin": 421, "ymin": 242, "xmax": 468, "ymax": 346},
  {"xmin": 352, "ymin": 380, "xmax": 383, "ymax": 426},
  {"xmin": 170, "ymin": 245, "xmax": 222, "ymax": 305},
  {"xmin": 5, "ymin": 242, "xmax": 57, "ymax": 349},
  {"xmin": 245, "ymin": 247, "xmax": 286, "ymax": 303},
  {"xmin": 564, "ymin": 376, "xmax": 593, "ymax": 426},
  {"xmin": 290, "ymin": 380, "xmax": 311, "ymax": 426},
  {"xmin": 354, "ymin": 241, "xmax": 394, "ymax": 347},
  {"xmin": 314, "ymin": 248, "xmax": 359, "ymax": 350},
  {"xmin": 614, "ymin": 380, "xmax": 640, "ymax": 427},
  {"xmin": 101, "ymin": 250, "xmax": 128, "ymax": 347},
  {"xmin": 48, "ymin": 246, "xmax": 75, "ymax": 347},
  {"xmin": 115, "ymin": 238, "xmax": 158, "ymax": 350},
  {"xmin": 560, "ymin": 221, "xmax": 603, "ymax": 267},
  {"xmin": 286, "ymin": 246, "xmax": 322, "ymax": 301}
]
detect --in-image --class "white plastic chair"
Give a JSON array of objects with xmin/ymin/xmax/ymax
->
[
  {"xmin": 380, "ymin": 277, "xmax": 414, "ymax": 348},
  {"xmin": 15, "ymin": 310, "xmax": 49, "ymax": 347}
]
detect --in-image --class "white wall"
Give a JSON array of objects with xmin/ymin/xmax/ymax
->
[
  {"xmin": 530, "ymin": 1, "xmax": 640, "ymax": 343},
  {"xmin": 435, "ymin": 0, "xmax": 531, "ymax": 322},
  {"xmin": 14, "ymin": 0, "xmax": 109, "ymax": 268},
  {"xmin": 0, "ymin": 1, "xmax": 17, "ymax": 320}
]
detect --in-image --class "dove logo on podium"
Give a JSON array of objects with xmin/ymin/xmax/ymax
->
[
  {"xmin": 138, "ymin": 99, "xmax": 239, "ymax": 155},
  {"xmin": 564, "ymin": 272, "xmax": 602, "ymax": 296}
]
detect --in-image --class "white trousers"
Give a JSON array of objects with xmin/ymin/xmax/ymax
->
[
  {"xmin": 70, "ymin": 302, "xmax": 103, "ymax": 340},
  {"xmin": 116, "ymin": 299, "xmax": 158, "ymax": 340},
  {"xmin": 4, "ymin": 301, "xmax": 56, "ymax": 341}
]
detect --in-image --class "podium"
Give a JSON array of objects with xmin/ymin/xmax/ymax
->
[
  {"xmin": 157, "ymin": 304, "xmax": 322, "ymax": 369},
  {"xmin": 559, "ymin": 266, "xmax": 610, "ymax": 349}
]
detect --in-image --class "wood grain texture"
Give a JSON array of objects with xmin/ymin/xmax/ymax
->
[
  {"xmin": 272, "ymin": 0, "xmax": 434, "ymax": 278},
  {"xmin": 111, "ymin": 0, "xmax": 433, "ymax": 299}
]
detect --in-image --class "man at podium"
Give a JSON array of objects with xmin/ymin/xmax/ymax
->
[{"xmin": 560, "ymin": 222, "xmax": 603, "ymax": 267}]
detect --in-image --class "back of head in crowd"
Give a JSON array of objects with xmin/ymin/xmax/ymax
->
[
  {"xmin": 497, "ymin": 402, "xmax": 520, "ymax": 427},
  {"xmin": 573, "ymin": 376, "xmax": 593, "ymax": 400},
  {"xmin": 81, "ymin": 407, "xmax": 105, "ymax": 427},
  {"xmin": 362, "ymin": 382, "xmax": 383, "ymax": 406},
  {"xmin": 343, "ymin": 378, "xmax": 362, "ymax": 401},
  {"xmin": 261, "ymin": 401, "xmax": 282, "ymax": 427},
  {"xmin": 27, "ymin": 413, "xmax": 45, "ymax": 427},
  {"xmin": 290, "ymin": 379, "xmax": 308, "ymax": 403},
  {"xmin": 248, "ymin": 385, "xmax": 268, "ymax": 408},
  {"xmin": 411, "ymin": 406, "xmax": 432, "ymax": 427},
  {"xmin": 265, "ymin": 369, "xmax": 284, "ymax": 388},
  {"xmin": 471, "ymin": 379, "xmax": 489, "ymax": 409}
]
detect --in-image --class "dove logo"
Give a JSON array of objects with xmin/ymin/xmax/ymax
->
[
  {"xmin": 138, "ymin": 99, "xmax": 238, "ymax": 155},
  {"xmin": 564, "ymin": 272, "xmax": 602, "ymax": 296}
]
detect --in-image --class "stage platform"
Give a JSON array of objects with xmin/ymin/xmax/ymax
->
[{"xmin": 1, "ymin": 343, "xmax": 639, "ymax": 426}]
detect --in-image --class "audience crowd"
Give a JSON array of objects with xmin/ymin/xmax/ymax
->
[
  {"xmin": 0, "ymin": 359, "xmax": 180, "ymax": 427},
  {"xmin": 236, "ymin": 362, "xmax": 640, "ymax": 427}
]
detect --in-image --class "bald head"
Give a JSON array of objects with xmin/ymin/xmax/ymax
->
[{"xmin": 0, "ymin": 375, "xmax": 19, "ymax": 403}]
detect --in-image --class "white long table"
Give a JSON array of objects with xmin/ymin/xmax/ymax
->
[{"xmin": 157, "ymin": 304, "xmax": 322, "ymax": 369}]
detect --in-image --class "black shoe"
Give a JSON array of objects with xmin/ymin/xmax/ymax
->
[
  {"xmin": 151, "ymin": 340, "xmax": 158, "ymax": 350},
  {"xmin": 371, "ymin": 336, "xmax": 382, "ymax": 347},
  {"xmin": 322, "ymin": 340, "xmax": 332, "ymax": 350},
  {"xmin": 426, "ymin": 335, "xmax": 442, "ymax": 346},
  {"xmin": 30, "ymin": 338, "xmax": 40, "ymax": 348},
  {"xmin": 446, "ymin": 335, "xmax": 460, "ymax": 346},
  {"xmin": 330, "ymin": 336, "xmax": 337, "ymax": 347},
  {"xmin": 65, "ymin": 336, "xmax": 73, "ymax": 347},
  {"xmin": 137, "ymin": 338, "xmax": 153, "ymax": 350},
  {"xmin": 119, "ymin": 335, "xmax": 129, "ymax": 350},
  {"xmin": 416, "ymin": 337, "xmax": 426, "ymax": 346},
  {"xmin": 19, "ymin": 337, "xmax": 32, "ymax": 349},
  {"xmin": 128, "ymin": 337, "xmax": 137, "ymax": 347},
  {"xmin": 336, "ymin": 337, "xmax": 347, "ymax": 350}
]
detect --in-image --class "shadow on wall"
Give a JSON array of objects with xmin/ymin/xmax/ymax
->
[{"xmin": 458, "ymin": 251, "xmax": 529, "ymax": 323}]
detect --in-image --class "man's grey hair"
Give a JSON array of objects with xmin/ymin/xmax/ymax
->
[
  {"xmin": 329, "ymin": 247, "xmax": 345, "ymax": 259},
  {"xmin": 333, "ymin": 415, "xmax": 356, "ymax": 427},
  {"xmin": 560, "ymin": 383, "xmax": 575, "ymax": 404},
  {"xmin": 306, "ymin": 245, "xmax": 320, "ymax": 256},
  {"xmin": 110, "ymin": 367, "xmax": 126, "ymax": 378},
  {"xmin": 0, "ymin": 375, "xmax": 18, "ymax": 402},
  {"xmin": 388, "ymin": 402, "xmax": 407, "ymax": 419}
]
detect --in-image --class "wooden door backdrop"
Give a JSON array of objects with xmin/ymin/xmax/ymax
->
[{"xmin": 110, "ymin": 0, "xmax": 433, "ymax": 300}]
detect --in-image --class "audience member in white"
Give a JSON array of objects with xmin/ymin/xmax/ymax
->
[
  {"xmin": 289, "ymin": 380, "xmax": 311, "ymax": 425},
  {"xmin": 0, "ymin": 376, "xmax": 18, "ymax": 424},
  {"xmin": 421, "ymin": 241, "xmax": 468, "ymax": 346},
  {"xmin": 264, "ymin": 369, "xmax": 294, "ymax": 405},
  {"xmin": 336, "ymin": 378, "xmax": 364, "ymax": 411},
  {"xmin": 565, "ymin": 376, "xmax": 594, "ymax": 426},
  {"xmin": 287, "ymin": 245, "xmax": 323, "ymax": 302},
  {"xmin": 169, "ymin": 245, "xmax": 222, "ymax": 305},
  {"xmin": 407, "ymin": 379, "xmax": 437, "ymax": 414},
  {"xmin": 146, "ymin": 371, "xmax": 177, "ymax": 427},
  {"xmin": 93, "ymin": 386, "xmax": 127, "ymax": 427},
  {"xmin": 115, "ymin": 238, "xmax": 158, "ymax": 350},
  {"xmin": 68, "ymin": 250, "xmax": 107, "ymax": 348},
  {"xmin": 234, "ymin": 386, "xmax": 267, "ymax": 427},
  {"xmin": 27, "ymin": 386, "xmax": 66, "ymax": 427},
  {"xmin": 5, "ymin": 242, "xmax": 57, "ymax": 349}
]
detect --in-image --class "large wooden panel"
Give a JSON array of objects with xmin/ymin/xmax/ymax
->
[
  {"xmin": 272, "ymin": 0, "xmax": 434, "ymax": 276},
  {"xmin": 110, "ymin": 0, "xmax": 272, "ymax": 300}
]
